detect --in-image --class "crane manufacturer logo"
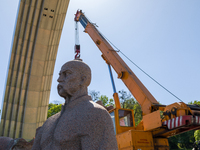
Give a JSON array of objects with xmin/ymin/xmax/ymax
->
[{"xmin": 137, "ymin": 139, "xmax": 149, "ymax": 144}]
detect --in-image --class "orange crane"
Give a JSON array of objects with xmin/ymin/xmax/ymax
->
[{"xmin": 75, "ymin": 10, "xmax": 200, "ymax": 150}]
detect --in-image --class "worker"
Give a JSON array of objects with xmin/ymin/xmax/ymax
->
[{"xmin": 32, "ymin": 59, "xmax": 118, "ymax": 150}]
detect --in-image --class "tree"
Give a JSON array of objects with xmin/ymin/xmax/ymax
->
[
  {"xmin": 190, "ymin": 100, "xmax": 200, "ymax": 141},
  {"xmin": 89, "ymin": 90, "xmax": 100, "ymax": 102},
  {"xmin": 194, "ymin": 130, "xmax": 200, "ymax": 141},
  {"xmin": 189, "ymin": 100, "xmax": 200, "ymax": 106},
  {"xmin": 168, "ymin": 135, "xmax": 179, "ymax": 149},
  {"xmin": 99, "ymin": 95, "xmax": 114, "ymax": 107},
  {"xmin": 176, "ymin": 130, "xmax": 195, "ymax": 149},
  {"xmin": 118, "ymin": 90, "xmax": 142, "ymax": 126},
  {"xmin": 133, "ymin": 102, "xmax": 142, "ymax": 126},
  {"xmin": 89, "ymin": 90, "xmax": 114, "ymax": 107},
  {"xmin": 122, "ymin": 98, "xmax": 135, "ymax": 109},
  {"xmin": 47, "ymin": 103, "xmax": 62, "ymax": 118},
  {"xmin": 48, "ymin": 103, "xmax": 55, "ymax": 110},
  {"xmin": 118, "ymin": 90, "xmax": 131, "ymax": 108}
]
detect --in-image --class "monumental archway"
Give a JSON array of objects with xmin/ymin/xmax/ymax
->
[{"xmin": 0, "ymin": 0, "xmax": 70, "ymax": 140}]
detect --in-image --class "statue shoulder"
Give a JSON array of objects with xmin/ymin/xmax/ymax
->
[
  {"xmin": 47, "ymin": 111, "xmax": 61, "ymax": 120},
  {"xmin": 42, "ymin": 111, "xmax": 61, "ymax": 128},
  {"xmin": 87, "ymin": 101, "xmax": 111, "ymax": 118}
]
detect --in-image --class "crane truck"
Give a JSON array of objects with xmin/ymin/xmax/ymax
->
[{"xmin": 74, "ymin": 10, "xmax": 200, "ymax": 150}]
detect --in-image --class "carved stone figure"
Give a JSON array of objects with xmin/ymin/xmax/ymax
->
[
  {"xmin": 32, "ymin": 60, "xmax": 118, "ymax": 150},
  {"xmin": 0, "ymin": 137, "xmax": 34, "ymax": 150},
  {"xmin": 0, "ymin": 137, "xmax": 13, "ymax": 150}
]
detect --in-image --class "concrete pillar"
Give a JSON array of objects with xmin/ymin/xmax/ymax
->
[{"xmin": 0, "ymin": 0, "xmax": 70, "ymax": 140}]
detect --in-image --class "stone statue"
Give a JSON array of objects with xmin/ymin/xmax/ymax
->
[
  {"xmin": 32, "ymin": 60, "xmax": 118, "ymax": 150},
  {"xmin": 0, "ymin": 137, "xmax": 34, "ymax": 150}
]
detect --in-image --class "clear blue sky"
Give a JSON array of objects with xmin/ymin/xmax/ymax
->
[{"xmin": 0, "ymin": 0, "xmax": 200, "ymax": 109}]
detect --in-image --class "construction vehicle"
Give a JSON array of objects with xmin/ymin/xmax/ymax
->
[{"xmin": 74, "ymin": 10, "xmax": 200, "ymax": 150}]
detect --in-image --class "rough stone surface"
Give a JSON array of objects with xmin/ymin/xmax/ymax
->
[
  {"xmin": 0, "ymin": 137, "xmax": 13, "ymax": 150},
  {"xmin": 0, "ymin": 137, "xmax": 33, "ymax": 150},
  {"xmin": 32, "ymin": 60, "xmax": 118, "ymax": 150}
]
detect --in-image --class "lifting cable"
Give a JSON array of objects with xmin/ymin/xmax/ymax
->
[
  {"xmin": 74, "ymin": 20, "xmax": 80, "ymax": 59},
  {"xmin": 99, "ymin": 30, "xmax": 184, "ymax": 103}
]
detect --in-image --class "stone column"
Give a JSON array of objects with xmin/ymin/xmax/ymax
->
[{"xmin": 0, "ymin": 0, "xmax": 70, "ymax": 140}]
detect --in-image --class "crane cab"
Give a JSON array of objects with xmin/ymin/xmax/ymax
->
[
  {"xmin": 109, "ymin": 108, "xmax": 169, "ymax": 150},
  {"xmin": 109, "ymin": 108, "xmax": 135, "ymax": 135}
]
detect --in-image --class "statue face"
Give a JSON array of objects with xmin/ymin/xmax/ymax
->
[{"xmin": 57, "ymin": 63, "xmax": 82, "ymax": 98}]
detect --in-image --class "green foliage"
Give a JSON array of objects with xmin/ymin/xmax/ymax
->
[
  {"xmin": 89, "ymin": 90, "xmax": 114, "ymax": 107},
  {"xmin": 99, "ymin": 95, "xmax": 114, "ymax": 107},
  {"xmin": 47, "ymin": 103, "xmax": 62, "ymax": 118},
  {"xmin": 190, "ymin": 100, "xmax": 200, "ymax": 142},
  {"xmin": 118, "ymin": 90, "xmax": 131, "ymax": 108},
  {"xmin": 169, "ymin": 130, "xmax": 195, "ymax": 149},
  {"xmin": 189, "ymin": 100, "xmax": 200, "ymax": 105},
  {"xmin": 189, "ymin": 100, "xmax": 200, "ymax": 141},
  {"xmin": 89, "ymin": 90, "xmax": 142, "ymax": 126},
  {"xmin": 177, "ymin": 131, "xmax": 195, "ymax": 149},
  {"xmin": 194, "ymin": 130, "xmax": 200, "ymax": 141},
  {"xmin": 48, "ymin": 103, "xmax": 54, "ymax": 110},
  {"xmin": 133, "ymin": 102, "xmax": 142, "ymax": 126},
  {"xmin": 89, "ymin": 90, "xmax": 100, "ymax": 102},
  {"xmin": 122, "ymin": 98, "xmax": 135, "ymax": 109},
  {"xmin": 168, "ymin": 135, "xmax": 179, "ymax": 149},
  {"xmin": 118, "ymin": 90, "xmax": 142, "ymax": 126}
]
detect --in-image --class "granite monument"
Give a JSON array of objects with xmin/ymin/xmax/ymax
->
[{"xmin": 31, "ymin": 60, "xmax": 118, "ymax": 149}]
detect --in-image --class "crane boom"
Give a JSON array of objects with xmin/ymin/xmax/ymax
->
[
  {"xmin": 75, "ymin": 10, "xmax": 159, "ymax": 115},
  {"xmin": 74, "ymin": 10, "xmax": 200, "ymax": 150}
]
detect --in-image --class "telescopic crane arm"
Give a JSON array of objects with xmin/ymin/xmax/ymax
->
[
  {"xmin": 75, "ymin": 10, "xmax": 159, "ymax": 115},
  {"xmin": 74, "ymin": 10, "xmax": 200, "ymax": 150}
]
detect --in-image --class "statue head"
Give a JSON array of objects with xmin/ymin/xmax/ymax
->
[{"xmin": 57, "ymin": 60, "xmax": 91, "ymax": 99}]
